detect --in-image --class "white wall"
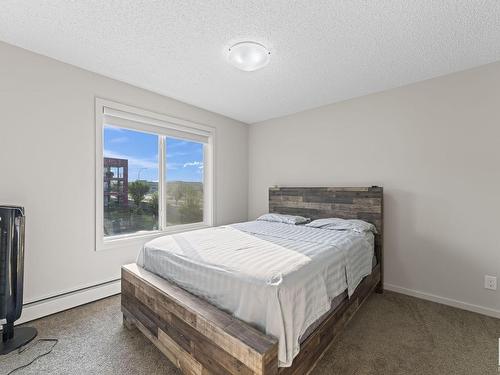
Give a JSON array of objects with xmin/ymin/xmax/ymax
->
[
  {"xmin": 249, "ymin": 62, "xmax": 500, "ymax": 317},
  {"xmin": 0, "ymin": 42, "xmax": 248, "ymax": 312},
  {"xmin": 2, "ymin": 39, "xmax": 499, "ymax": 321}
]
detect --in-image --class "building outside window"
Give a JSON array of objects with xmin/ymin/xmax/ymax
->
[{"xmin": 104, "ymin": 157, "xmax": 128, "ymax": 207}]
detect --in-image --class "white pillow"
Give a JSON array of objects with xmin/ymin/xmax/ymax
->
[
  {"xmin": 306, "ymin": 218, "xmax": 377, "ymax": 233},
  {"xmin": 256, "ymin": 213, "xmax": 310, "ymax": 225}
]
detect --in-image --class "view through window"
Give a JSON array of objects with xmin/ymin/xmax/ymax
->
[
  {"xmin": 103, "ymin": 126, "xmax": 205, "ymax": 237},
  {"xmin": 103, "ymin": 126, "xmax": 159, "ymax": 236},
  {"xmin": 166, "ymin": 138, "xmax": 204, "ymax": 226}
]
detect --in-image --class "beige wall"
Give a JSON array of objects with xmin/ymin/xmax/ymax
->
[
  {"xmin": 249, "ymin": 62, "xmax": 500, "ymax": 317},
  {"xmin": 0, "ymin": 41, "xmax": 248, "ymax": 305}
]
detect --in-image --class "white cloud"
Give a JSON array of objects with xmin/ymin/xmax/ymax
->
[
  {"xmin": 166, "ymin": 151, "xmax": 189, "ymax": 158},
  {"xmin": 183, "ymin": 161, "xmax": 203, "ymax": 168},
  {"xmin": 167, "ymin": 162, "xmax": 182, "ymax": 170},
  {"xmin": 109, "ymin": 136, "xmax": 129, "ymax": 144},
  {"xmin": 167, "ymin": 140, "xmax": 188, "ymax": 149}
]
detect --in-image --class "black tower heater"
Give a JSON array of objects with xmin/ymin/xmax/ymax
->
[{"xmin": 0, "ymin": 205, "xmax": 37, "ymax": 355}]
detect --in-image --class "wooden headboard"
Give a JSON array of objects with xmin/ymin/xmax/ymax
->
[{"xmin": 269, "ymin": 186, "xmax": 384, "ymax": 282}]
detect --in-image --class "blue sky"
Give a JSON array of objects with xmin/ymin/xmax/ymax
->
[{"xmin": 104, "ymin": 126, "xmax": 203, "ymax": 182}]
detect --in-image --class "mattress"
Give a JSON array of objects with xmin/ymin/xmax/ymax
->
[{"xmin": 137, "ymin": 220, "xmax": 374, "ymax": 367}]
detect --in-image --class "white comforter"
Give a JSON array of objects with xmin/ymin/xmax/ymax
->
[{"xmin": 137, "ymin": 221, "xmax": 374, "ymax": 367}]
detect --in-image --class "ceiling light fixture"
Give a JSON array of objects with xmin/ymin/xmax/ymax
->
[{"xmin": 227, "ymin": 42, "xmax": 271, "ymax": 72}]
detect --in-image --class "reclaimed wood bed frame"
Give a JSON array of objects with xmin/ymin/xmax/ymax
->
[{"xmin": 121, "ymin": 186, "xmax": 383, "ymax": 375}]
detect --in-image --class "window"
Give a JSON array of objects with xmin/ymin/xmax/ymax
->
[{"xmin": 95, "ymin": 99, "xmax": 214, "ymax": 250}]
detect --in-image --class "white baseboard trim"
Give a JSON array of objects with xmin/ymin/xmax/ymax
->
[
  {"xmin": 17, "ymin": 279, "xmax": 121, "ymax": 325},
  {"xmin": 384, "ymin": 283, "xmax": 500, "ymax": 319}
]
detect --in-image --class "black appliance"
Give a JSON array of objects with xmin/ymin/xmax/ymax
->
[{"xmin": 0, "ymin": 205, "xmax": 37, "ymax": 355}]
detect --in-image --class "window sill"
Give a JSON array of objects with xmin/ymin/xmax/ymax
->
[{"xmin": 96, "ymin": 222, "xmax": 210, "ymax": 251}]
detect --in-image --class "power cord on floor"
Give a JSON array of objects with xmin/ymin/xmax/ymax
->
[{"xmin": 6, "ymin": 338, "xmax": 58, "ymax": 375}]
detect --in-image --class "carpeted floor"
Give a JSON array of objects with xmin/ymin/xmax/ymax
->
[{"xmin": 1, "ymin": 291, "xmax": 499, "ymax": 374}]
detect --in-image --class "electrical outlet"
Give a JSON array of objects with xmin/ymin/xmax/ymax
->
[{"xmin": 484, "ymin": 275, "xmax": 497, "ymax": 290}]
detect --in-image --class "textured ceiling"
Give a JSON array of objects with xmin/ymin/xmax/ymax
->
[{"xmin": 1, "ymin": 1, "xmax": 500, "ymax": 123}]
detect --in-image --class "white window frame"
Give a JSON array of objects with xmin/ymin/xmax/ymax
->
[{"xmin": 95, "ymin": 98, "xmax": 215, "ymax": 251}]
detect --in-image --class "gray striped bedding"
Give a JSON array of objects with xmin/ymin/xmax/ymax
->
[{"xmin": 137, "ymin": 221, "xmax": 374, "ymax": 367}]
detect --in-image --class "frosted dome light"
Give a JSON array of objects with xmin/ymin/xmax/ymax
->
[{"xmin": 227, "ymin": 42, "xmax": 270, "ymax": 72}]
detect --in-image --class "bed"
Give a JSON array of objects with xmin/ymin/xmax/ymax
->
[{"xmin": 121, "ymin": 186, "xmax": 383, "ymax": 375}]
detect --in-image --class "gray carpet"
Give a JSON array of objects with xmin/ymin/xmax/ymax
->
[{"xmin": 1, "ymin": 291, "xmax": 499, "ymax": 374}]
